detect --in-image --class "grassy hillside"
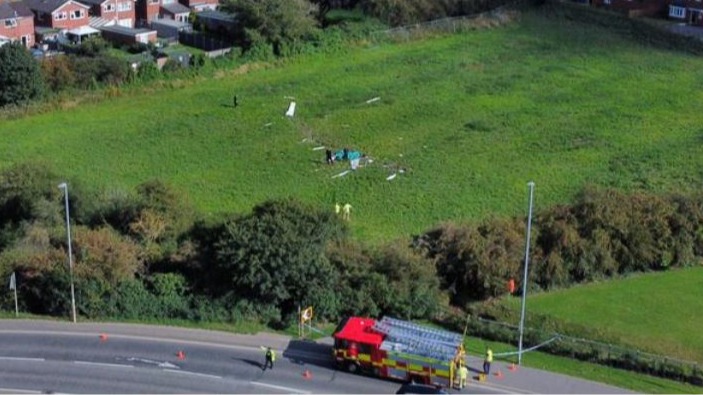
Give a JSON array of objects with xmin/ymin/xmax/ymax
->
[
  {"xmin": 2, "ymin": 11, "xmax": 703, "ymax": 241},
  {"xmin": 501, "ymin": 266, "xmax": 703, "ymax": 363}
]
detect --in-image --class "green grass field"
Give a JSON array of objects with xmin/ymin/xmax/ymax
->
[
  {"xmin": 2, "ymin": 11, "xmax": 703, "ymax": 242},
  {"xmin": 466, "ymin": 338, "xmax": 703, "ymax": 394},
  {"xmin": 501, "ymin": 266, "xmax": 703, "ymax": 363}
]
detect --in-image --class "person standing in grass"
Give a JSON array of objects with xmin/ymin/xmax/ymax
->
[{"xmin": 343, "ymin": 203, "xmax": 352, "ymax": 221}]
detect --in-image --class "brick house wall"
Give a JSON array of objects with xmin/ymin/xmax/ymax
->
[
  {"xmin": 180, "ymin": 0, "xmax": 217, "ymax": 12},
  {"xmin": 591, "ymin": 0, "xmax": 665, "ymax": 16},
  {"xmin": 51, "ymin": 2, "xmax": 90, "ymax": 29},
  {"xmin": 29, "ymin": 0, "xmax": 91, "ymax": 29},
  {"xmin": 669, "ymin": 0, "xmax": 703, "ymax": 25},
  {"xmin": 0, "ymin": 2, "xmax": 35, "ymax": 47},
  {"xmin": 78, "ymin": 0, "xmax": 135, "ymax": 27},
  {"xmin": 135, "ymin": 0, "xmax": 160, "ymax": 26}
]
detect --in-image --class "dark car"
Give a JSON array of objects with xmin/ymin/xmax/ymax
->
[{"xmin": 395, "ymin": 383, "xmax": 449, "ymax": 394}]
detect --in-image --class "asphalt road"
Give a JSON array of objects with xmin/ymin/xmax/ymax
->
[{"xmin": 0, "ymin": 322, "xmax": 510, "ymax": 394}]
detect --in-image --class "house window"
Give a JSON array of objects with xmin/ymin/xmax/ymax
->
[
  {"xmin": 149, "ymin": 0, "xmax": 159, "ymax": 4},
  {"xmin": 70, "ymin": 10, "xmax": 85, "ymax": 19},
  {"xmin": 104, "ymin": 3, "xmax": 115, "ymax": 11},
  {"xmin": 4, "ymin": 19, "xmax": 17, "ymax": 27},
  {"xmin": 603, "ymin": 0, "xmax": 611, "ymax": 4},
  {"xmin": 669, "ymin": 5, "xmax": 686, "ymax": 18},
  {"xmin": 117, "ymin": 2, "xmax": 131, "ymax": 11},
  {"xmin": 54, "ymin": 11, "xmax": 67, "ymax": 20}
]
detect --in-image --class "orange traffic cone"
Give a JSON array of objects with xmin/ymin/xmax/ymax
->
[
  {"xmin": 176, "ymin": 351, "xmax": 186, "ymax": 360},
  {"xmin": 508, "ymin": 363, "xmax": 517, "ymax": 372},
  {"xmin": 99, "ymin": 333, "xmax": 108, "ymax": 342},
  {"xmin": 494, "ymin": 370, "xmax": 504, "ymax": 379},
  {"xmin": 302, "ymin": 369, "xmax": 312, "ymax": 379}
]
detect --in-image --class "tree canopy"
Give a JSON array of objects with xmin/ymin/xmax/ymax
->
[
  {"xmin": 0, "ymin": 42, "xmax": 44, "ymax": 107},
  {"xmin": 213, "ymin": 199, "xmax": 346, "ymax": 324},
  {"xmin": 220, "ymin": 0, "xmax": 320, "ymax": 55}
]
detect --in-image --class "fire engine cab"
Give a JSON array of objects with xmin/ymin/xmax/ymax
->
[{"xmin": 332, "ymin": 316, "xmax": 465, "ymax": 388}]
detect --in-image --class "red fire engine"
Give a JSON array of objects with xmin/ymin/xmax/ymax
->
[{"xmin": 332, "ymin": 316, "xmax": 465, "ymax": 388}]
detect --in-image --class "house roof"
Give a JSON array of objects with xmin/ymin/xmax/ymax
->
[
  {"xmin": 196, "ymin": 9, "xmax": 235, "ymax": 23},
  {"xmin": 35, "ymin": 25, "xmax": 61, "ymax": 34},
  {"xmin": 0, "ymin": 1, "xmax": 34, "ymax": 19},
  {"xmin": 100, "ymin": 24, "xmax": 153, "ymax": 35},
  {"xmin": 150, "ymin": 17, "xmax": 189, "ymax": 28},
  {"xmin": 161, "ymin": 2, "xmax": 189, "ymax": 14},
  {"xmin": 26, "ymin": 0, "xmax": 88, "ymax": 13},
  {"xmin": 161, "ymin": 3, "xmax": 190, "ymax": 15},
  {"xmin": 76, "ymin": 0, "xmax": 108, "ymax": 6},
  {"xmin": 67, "ymin": 24, "xmax": 99, "ymax": 35}
]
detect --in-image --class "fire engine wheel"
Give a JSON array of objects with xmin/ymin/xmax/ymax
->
[{"xmin": 347, "ymin": 362, "xmax": 360, "ymax": 374}]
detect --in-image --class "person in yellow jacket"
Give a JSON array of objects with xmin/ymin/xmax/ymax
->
[
  {"xmin": 263, "ymin": 347, "xmax": 276, "ymax": 371},
  {"xmin": 483, "ymin": 348, "xmax": 493, "ymax": 375},
  {"xmin": 459, "ymin": 364, "xmax": 469, "ymax": 389}
]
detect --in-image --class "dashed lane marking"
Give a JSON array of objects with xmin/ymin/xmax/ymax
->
[
  {"xmin": 0, "ymin": 357, "xmax": 45, "ymax": 362},
  {"xmin": 162, "ymin": 369, "xmax": 222, "ymax": 379},
  {"xmin": 74, "ymin": 361, "xmax": 134, "ymax": 369},
  {"xmin": 249, "ymin": 381, "xmax": 311, "ymax": 394}
]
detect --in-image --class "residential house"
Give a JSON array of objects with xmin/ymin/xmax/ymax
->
[
  {"xmin": 669, "ymin": 0, "xmax": 703, "ymax": 25},
  {"xmin": 150, "ymin": 16, "xmax": 189, "ymax": 39},
  {"xmin": 590, "ymin": 0, "xmax": 664, "ymax": 17},
  {"xmin": 25, "ymin": 0, "xmax": 91, "ymax": 30},
  {"xmin": 160, "ymin": 0, "xmax": 189, "ymax": 23},
  {"xmin": 0, "ymin": 1, "xmax": 35, "ymax": 47},
  {"xmin": 76, "ymin": 0, "xmax": 135, "ymax": 28},
  {"xmin": 178, "ymin": 0, "xmax": 216, "ymax": 12},
  {"xmin": 99, "ymin": 23, "xmax": 155, "ymax": 43},
  {"xmin": 134, "ymin": 0, "xmax": 157, "ymax": 26},
  {"xmin": 194, "ymin": 9, "xmax": 234, "ymax": 35}
]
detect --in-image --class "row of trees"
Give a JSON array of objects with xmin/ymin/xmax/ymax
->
[
  {"xmin": 416, "ymin": 186, "xmax": 703, "ymax": 307},
  {"xmin": 2, "ymin": 161, "xmax": 702, "ymax": 327},
  {"xmin": 1, "ymin": 0, "xmax": 522, "ymax": 109},
  {"xmin": 0, "ymin": 162, "xmax": 444, "ymax": 327},
  {"xmin": 0, "ymin": 38, "xmax": 206, "ymax": 109}
]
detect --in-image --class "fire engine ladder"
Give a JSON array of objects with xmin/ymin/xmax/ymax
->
[{"xmin": 373, "ymin": 317, "xmax": 463, "ymax": 362}]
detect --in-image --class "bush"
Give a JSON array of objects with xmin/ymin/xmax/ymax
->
[
  {"xmin": 0, "ymin": 42, "xmax": 45, "ymax": 107},
  {"xmin": 213, "ymin": 199, "xmax": 346, "ymax": 322},
  {"xmin": 137, "ymin": 61, "xmax": 161, "ymax": 81},
  {"xmin": 147, "ymin": 273, "xmax": 190, "ymax": 318},
  {"xmin": 161, "ymin": 59, "xmax": 184, "ymax": 74}
]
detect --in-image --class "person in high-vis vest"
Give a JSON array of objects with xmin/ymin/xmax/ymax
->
[
  {"xmin": 263, "ymin": 347, "xmax": 276, "ymax": 371},
  {"xmin": 459, "ymin": 364, "xmax": 469, "ymax": 389},
  {"xmin": 483, "ymin": 348, "xmax": 493, "ymax": 375}
]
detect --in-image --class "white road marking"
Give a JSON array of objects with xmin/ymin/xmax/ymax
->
[
  {"xmin": 74, "ymin": 361, "xmax": 133, "ymax": 369},
  {"xmin": 249, "ymin": 381, "xmax": 311, "ymax": 394},
  {"xmin": 0, "ymin": 356, "xmax": 45, "ymax": 362},
  {"xmin": 126, "ymin": 357, "xmax": 179, "ymax": 369},
  {"xmin": 0, "ymin": 330, "xmax": 263, "ymax": 353},
  {"xmin": 0, "ymin": 388, "xmax": 42, "ymax": 394},
  {"xmin": 162, "ymin": 369, "xmax": 222, "ymax": 379}
]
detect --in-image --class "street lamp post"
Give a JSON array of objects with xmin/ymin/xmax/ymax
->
[
  {"xmin": 58, "ymin": 182, "xmax": 77, "ymax": 323},
  {"xmin": 517, "ymin": 181, "xmax": 535, "ymax": 365}
]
